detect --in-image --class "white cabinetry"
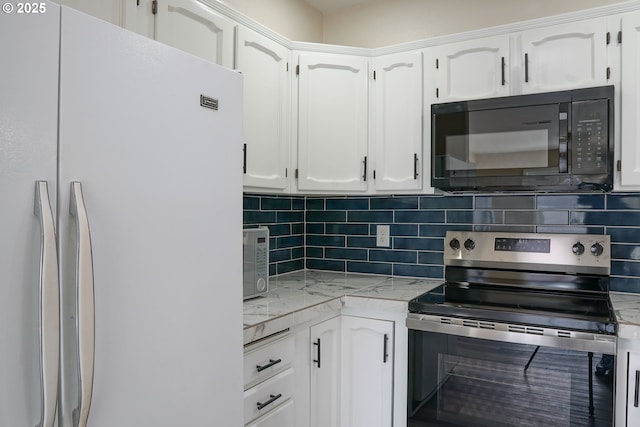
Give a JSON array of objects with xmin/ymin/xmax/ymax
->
[
  {"xmin": 155, "ymin": 0, "xmax": 235, "ymax": 68},
  {"xmin": 517, "ymin": 18, "xmax": 609, "ymax": 94},
  {"xmin": 340, "ymin": 316, "xmax": 394, "ymax": 427},
  {"xmin": 619, "ymin": 11, "xmax": 640, "ymax": 188},
  {"xmin": 309, "ymin": 316, "xmax": 342, "ymax": 427},
  {"xmin": 244, "ymin": 335, "xmax": 295, "ymax": 426},
  {"xmin": 237, "ymin": 26, "xmax": 291, "ymax": 192},
  {"xmin": 616, "ymin": 332, "xmax": 640, "ymax": 427},
  {"xmin": 296, "ymin": 53, "xmax": 369, "ymax": 192},
  {"xmin": 372, "ymin": 51, "xmax": 423, "ymax": 192},
  {"xmin": 425, "ymin": 34, "xmax": 510, "ymax": 103}
]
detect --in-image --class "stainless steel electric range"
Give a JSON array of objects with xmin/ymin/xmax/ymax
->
[{"xmin": 407, "ymin": 231, "xmax": 616, "ymax": 427}]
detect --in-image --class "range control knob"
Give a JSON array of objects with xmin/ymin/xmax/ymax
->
[
  {"xmin": 449, "ymin": 238, "xmax": 460, "ymax": 251},
  {"xmin": 591, "ymin": 243, "xmax": 604, "ymax": 257},
  {"xmin": 464, "ymin": 238, "xmax": 476, "ymax": 251},
  {"xmin": 572, "ymin": 242, "xmax": 585, "ymax": 256}
]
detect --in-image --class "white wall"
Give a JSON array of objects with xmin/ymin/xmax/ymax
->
[
  {"xmin": 224, "ymin": 0, "xmax": 323, "ymax": 42},
  {"xmin": 322, "ymin": 0, "xmax": 630, "ymax": 47}
]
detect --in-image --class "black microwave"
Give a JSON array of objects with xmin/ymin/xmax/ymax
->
[{"xmin": 431, "ymin": 86, "xmax": 614, "ymax": 192}]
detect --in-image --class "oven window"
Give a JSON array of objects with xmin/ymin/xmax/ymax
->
[{"xmin": 408, "ymin": 331, "xmax": 614, "ymax": 427}]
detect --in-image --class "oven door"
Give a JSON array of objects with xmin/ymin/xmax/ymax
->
[
  {"xmin": 431, "ymin": 101, "xmax": 567, "ymax": 191},
  {"xmin": 408, "ymin": 329, "xmax": 614, "ymax": 427}
]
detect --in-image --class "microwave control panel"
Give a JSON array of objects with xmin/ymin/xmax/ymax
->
[
  {"xmin": 243, "ymin": 228, "xmax": 269, "ymax": 299},
  {"xmin": 572, "ymin": 99, "xmax": 609, "ymax": 174}
]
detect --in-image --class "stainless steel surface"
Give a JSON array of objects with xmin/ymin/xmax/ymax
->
[
  {"xmin": 406, "ymin": 313, "xmax": 616, "ymax": 354},
  {"xmin": 69, "ymin": 182, "xmax": 94, "ymax": 427},
  {"xmin": 34, "ymin": 181, "xmax": 59, "ymax": 427},
  {"xmin": 444, "ymin": 231, "xmax": 611, "ymax": 275}
]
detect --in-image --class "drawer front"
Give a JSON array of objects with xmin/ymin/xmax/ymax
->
[
  {"xmin": 244, "ymin": 368, "xmax": 294, "ymax": 424},
  {"xmin": 244, "ymin": 335, "xmax": 294, "ymax": 388},
  {"xmin": 246, "ymin": 399, "xmax": 294, "ymax": 427}
]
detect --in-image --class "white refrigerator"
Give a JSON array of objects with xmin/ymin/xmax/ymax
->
[{"xmin": 0, "ymin": 3, "xmax": 243, "ymax": 426}]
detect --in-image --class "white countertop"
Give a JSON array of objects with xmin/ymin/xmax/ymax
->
[
  {"xmin": 243, "ymin": 271, "xmax": 640, "ymax": 345},
  {"xmin": 243, "ymin": 270, "xmax": 440, "ymax": 345}
]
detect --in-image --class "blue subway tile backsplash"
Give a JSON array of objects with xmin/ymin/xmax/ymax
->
[{"xmin": 244, "ymin": 192, "xmax": 640, "ymax": 293}]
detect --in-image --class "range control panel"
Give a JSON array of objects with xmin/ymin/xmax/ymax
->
[{"xmin": 444, "ymin": 231, "xmax": 610, "ymax": 275}]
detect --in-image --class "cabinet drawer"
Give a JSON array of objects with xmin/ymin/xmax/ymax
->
[
  {"xmin": 244, "ymin": 368, "xmax": 294, "ymax": 424},
  {"xmin": 246, "ymin": 399, "xmax": 294, "ymax": 427},
  {"xmin": 244, "ymin": 335, "xmax": 294, "ymax": 388}
]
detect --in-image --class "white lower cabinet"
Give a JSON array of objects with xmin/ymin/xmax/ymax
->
[
  {"xmin": 341, "ymin": 316, "xmax": 394, "ymax": 427},
  {"xmin": 616, "ymin": 341, "xmax": 640, "ymax": 427},
  {"xmin": 309, "ymin": 316, "xmax": 342, "ymax": 427},
  {"xmin": 244, "ymin": 334, "xmax": 295, "ymax": 426},
  {"xmin": 246, "ymin": 399, "xmax": 295, "ymax": 427},
  {"xmin": 307, "ymin": 315, "xmax": 395, "ymax": 427}
]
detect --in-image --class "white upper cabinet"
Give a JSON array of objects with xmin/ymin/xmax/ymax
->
[
  {"xmin": 237, "ymin": 26, "xmax": 291, "ymax": 192},
  {"xmin": 155, "ymin": 0, "xmax": 235, "ymax": 68},
  {"xmin": 372, "ymin": 51, "xmax": 423, "ymax": 192},
  {"xmin": 516, "ymin": 18, "xmax": 609, "ymax": 94},
  {"xmin": 425, "ymin": 34, "xmax": 511, "ymax": 103},
  {"xmin": 619, "ymin": 10, "xmax": 640, "ymax": 188},
  {"xmin": 122, "ymin": 0, "xmax": 155, "ymax": 39},
  {"xmin": 296, "ymin": 53, "xmax": 369, "ymax": 192}
]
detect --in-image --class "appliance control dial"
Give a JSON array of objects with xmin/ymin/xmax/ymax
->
[
  {"xmin": 590, "ymin": 243, "xmax": 604, "ymax": 257},
  {"xmin": 464, "ymin": 238, "xmax": 475, "ymax": 251},
  {"xmin": 572, "ymin": 242, "xmax": 585, "ymax": 256},
  {"xmin": 450, "ymin": 238, "xmax": 460, "ymax": 250}
]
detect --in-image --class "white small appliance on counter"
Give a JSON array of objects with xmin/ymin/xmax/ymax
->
[{"xmin": 243, "ymin": 227, "xmax": 269, "ymax": 299}]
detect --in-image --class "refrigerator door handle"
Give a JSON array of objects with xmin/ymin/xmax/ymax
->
[
  {"xmin": 34, "ymin": 181, "xmax": 60, "ymax": 427},
  {"xmin": 70, "ymin": 182, "xmax": 95, "ymax": 427}
]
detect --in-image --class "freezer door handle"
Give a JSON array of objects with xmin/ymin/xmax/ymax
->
[
  {"xmin": 34, "ymin": 181, "xmax": 60, "ymax": 427},
  {"xmin": 70, "ymin": 182, "xmax": 95, "ymax": 427}
]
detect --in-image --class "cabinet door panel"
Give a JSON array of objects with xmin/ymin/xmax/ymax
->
[
  {"xmin": 237, "ymin": 26, "xmax": 290, "ymax": 191},
  {"xmin": 341, "ymin": 316, "xmax": 393, "ymax": 427},
  {"xmin": 297, "ymin": 53, "xmax": 369, "ymax": 192},
  {"xmin": 373, "ymin": 51, "xmax": 423, "ymax": 191},
  {"xmin": 155, "ymin": 0, "xmax": 235, "ymax": 68},
  {"xmin": 310, "ymin": 316, "xmax": 341, "ymax": 427},
  {"xmin": 427, "ymin": 35, "xmax": 510, "ymax": 103},
  {"xmin": 628, "ymin": 352, "xmax": 640, "ymax": 425},
  {"xmin": 620, "ymin": 11, "xmax": 640, "ymax": 188},
  {"xmin": 520, "ymin": 18, "xmax": 608, "ymax": 94}
]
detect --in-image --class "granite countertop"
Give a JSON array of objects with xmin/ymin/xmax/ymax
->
[
  {"xmin": 243, "ymin": 270, "xmax": 441, "ymax": 345},
  {"xmin": 243, "ymin": 271, "xmax": 640, "ymax": 346},
  {"xmin": 611, "ymin": 291, "xmax": 640, "ymax": 340}
]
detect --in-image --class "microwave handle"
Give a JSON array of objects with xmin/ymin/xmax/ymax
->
[{"xmin": 559, "ymin": 106, "xmax": 569, "ymax": 173}]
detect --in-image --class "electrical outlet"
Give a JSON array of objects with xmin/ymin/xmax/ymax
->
[{"xmin": 376, "ymin": 225, "xmax": 390, "ymax": 247}]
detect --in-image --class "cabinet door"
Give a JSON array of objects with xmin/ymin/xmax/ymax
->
[
  {"xmin": 155, "ymin": 0, "xmax": 235, "ymax": 68},
  {"xmin": 372, "ymin": 51, "xmax": 423, "ymax": 192},
  {"xmin": 122, "ymin": 0, "xmax": 155, "ymax": 39},
  {"xmin": 426, "ymin": 34, "xmax": 510, "ymax": 103},
  {"xmin": 518, "ymin": 18, "xmax": 608, "ymax": 94},
  {"xmin": 246, "ymin": 399, "xmax": 295, "ymax": 427},
  {"xmin": 237, "ymin": 26, "xmax": 290, "ymax": 192},
  {"xmin": 297, "ymin": 53, "xmax": 369, "ymax": 192},
  {"xmin": 310, "ymin": 316, "xmax": 341, "ymax": 427},
  {"xmin": 627, "ymin": 351, "xmax": 640, "ymax": 425},
  {"xmin": 620, "ymin": 11, "xmax": 640, "ymax": 188},
  {"xmin": 341, "ymin": 316, "xmax": 393, "ymax": 427}
]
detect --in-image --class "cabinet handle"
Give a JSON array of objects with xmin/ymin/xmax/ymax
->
[
  {"xmin": 524, "ymin": 53, "xmax": 529, "ymax": 83},
  {"xmin": 363, "ymin": 156, "xmax": 368, "ymax": 181},
  {"xmin": 257, "ymin": 393, "xmax": 282, "ymax": 411},
  {"xmin": 413, "ymin": 153, "xmax": 419, "ymax": 180},
  {"xmin": 34, "ymin": 181, "xmax": 60, "ymax": 427},
  {"xmin": 313, "ymin": 338, "xmax": 321, "ymax": 368},
  {"xmin": 383, "ymin": 333, "xmax": 389, "ymax": 363},
  {"xmin": 256, "ymin": 358, "xmax": 282, "ymax": 373},
  {"xmin": 243, "ymin": 143, "xmax": 247, "ymax": 174},
  {"xmin": 635, "ymin": 370, "xmax": 639, "ymax": 408},
  {"xmin": 501, "ymin": 56, "xmax": 505, "ymax": 86}
]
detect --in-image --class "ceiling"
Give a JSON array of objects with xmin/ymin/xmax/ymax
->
[{"xmin": 302, "ymin": 0, "xmax": 377, "ymax": 13}]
